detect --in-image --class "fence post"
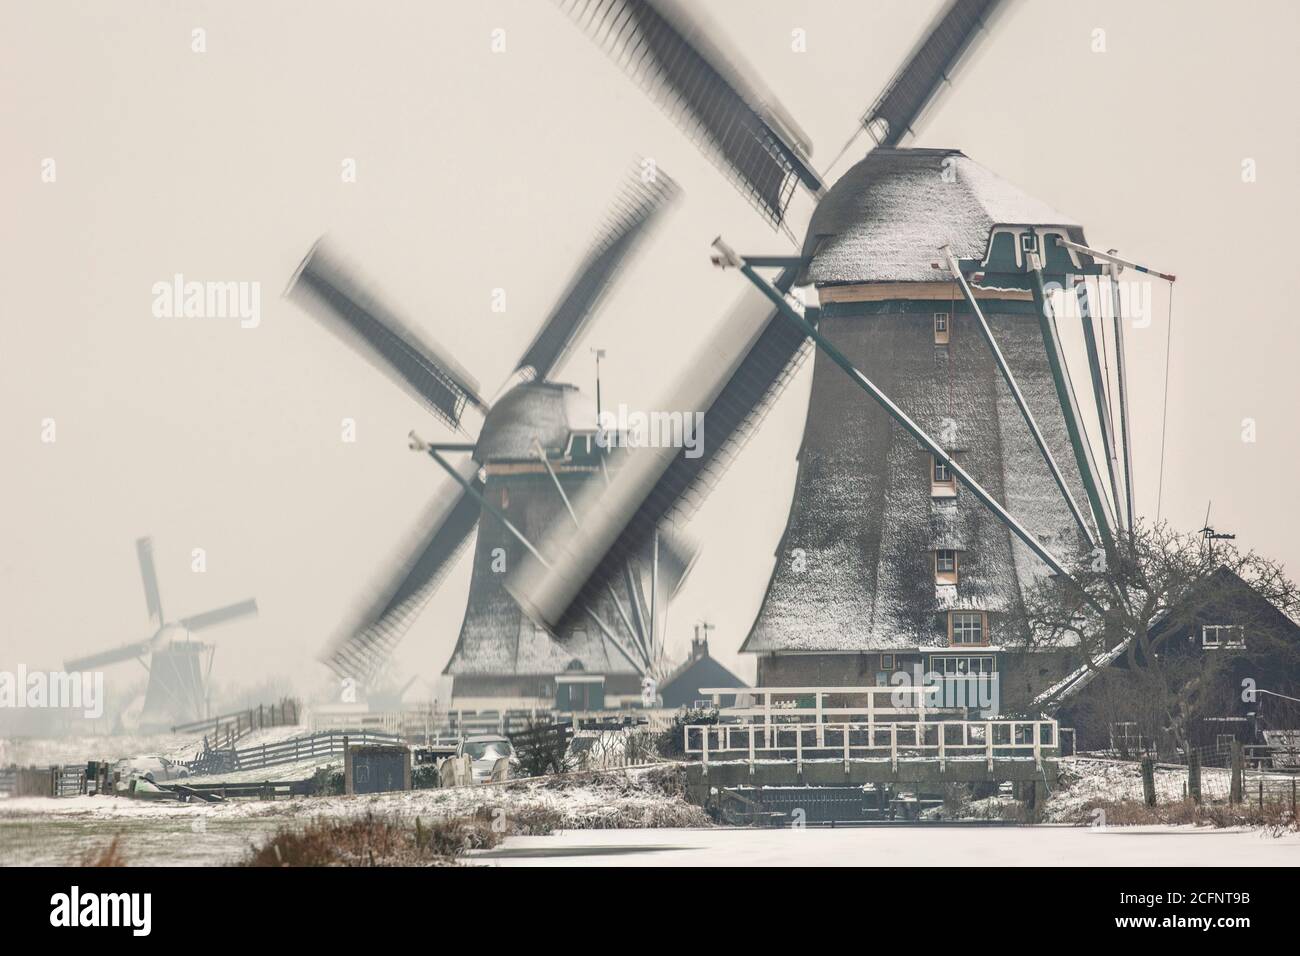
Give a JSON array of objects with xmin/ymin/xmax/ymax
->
[
  {"xmin": 891, "ymin": 724, "xmax": 898, "ymax": 773},
  {"xmin": 1187, "ymin": 749, "xmax": 1201, "ymax": 804},
  {"xmin": 748, "ymin": 724, "xmax": 755, "ymax": 776},
  {"xmin": 985, "ymin": 721, "xmax": 993, "ymax": 772},
  {"xmin": 1230, "ymin": 740, "xmax": 1244, "ymax": 804},
  {"xmin": 1259, "ymin": 780, "xmax": 1264, "ymax": 810},
  {"xmin": 1141, "ymin": 756, "xmax": 1156, "ymax": 807}
]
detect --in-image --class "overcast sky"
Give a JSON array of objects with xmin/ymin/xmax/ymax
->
[{"xmin": 2, "ymin": 0, "xmax": 1297, "ymax": 704}]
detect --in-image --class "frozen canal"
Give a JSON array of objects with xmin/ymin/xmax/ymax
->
[{"xmin": 472, "ymin": 824, "xmax": 1300, "ymax": 867}]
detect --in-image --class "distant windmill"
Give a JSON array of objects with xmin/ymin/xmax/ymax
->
[
  {"xmin": 64, "ymin": 537, "xmax": 258, "ymax": 725},
  {"xmin": 287, "ymin": 169, "xmax": 687, "ymax": 694}
]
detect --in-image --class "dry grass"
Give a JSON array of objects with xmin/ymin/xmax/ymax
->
[
  {"xmin": 241, "ymin": 812, "xmax": 501, "ymax": 867},
  {"xmin": 1062, "ymin": 797, "xmax": 1298, "ymax": 832},
  {"xmin": 77, "ymin": 835, "xmax": 127, "ymax": 867}
]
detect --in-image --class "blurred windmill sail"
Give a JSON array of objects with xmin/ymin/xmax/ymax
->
[
  {"xmin": 286, "ymin": 240, "xmax": 488, "ymax": 433},
  {"xmin": 861, "ymin": 0, "xmax": 1006, "ymax": 146},
  {"xmin": 294, "ymin": 169, "xmax": 680, "ymax": 684},
  {"xmin": 505, "ymin": 274, "xmax": 791, "ymax": 631},
  {"xmin": 557, "ymin": 0, "xmax": 822, "ymax": 228}
]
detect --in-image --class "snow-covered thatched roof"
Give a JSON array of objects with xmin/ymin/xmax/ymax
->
[{"xmin": 802, "ymin": 148, "xmax": 1082, "ymax": 285}]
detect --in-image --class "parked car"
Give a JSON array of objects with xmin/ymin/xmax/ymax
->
[
  {"xmin": 455, "ymin": 735, "xmax": 514, "ymax": 784},
  {"xmin": 113, "ymin": 755, "xmax": 189, "ymax": 793}
]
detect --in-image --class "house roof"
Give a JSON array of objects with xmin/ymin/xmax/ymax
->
[
  {"xmin": 1036, "ymin": 566, "xmax": 1300, "ymax": 711},
  {"xmin": 801, "ymin": 148, "xmax": 1083, "ymax": 285},
  {"xmin": 660, "ymin": 644, "xmax": 747, "ymax": 694}
]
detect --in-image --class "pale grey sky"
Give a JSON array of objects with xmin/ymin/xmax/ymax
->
[{"xmin": 2, "ymin": 0, "xmax": 1297, "ymax": 702}]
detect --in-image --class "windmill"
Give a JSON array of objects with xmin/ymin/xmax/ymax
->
[
  {"xmin": 286, "ymin": 170, "xmax": 688, "ymax": 699},
  {"xmin": 500, "ymin": 0, "xmax": 1177, "ymax": 708},
  {"xmin": 64, "ymin": 537, "xmax": 258, "ymax": 725}
]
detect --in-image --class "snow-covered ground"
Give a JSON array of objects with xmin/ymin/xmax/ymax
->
[
  {"xmin": 0, "ymin": 732, "xmax": 204, "ymax": 767},
  {"xmin": 0, "ymin": 766, "xmax": 705, "ymax": 866},
  {"xmin": 1044, "ymin": 757, "xmax": 1294, "ymax": 822},
  {"xmin": 473, "ymin": 824, "xmax": 1300, "ymax": 867}
]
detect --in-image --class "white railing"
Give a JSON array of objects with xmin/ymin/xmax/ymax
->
[
  {"xmin": 686, "ymin": 719, "xmax": 1057, "ymax": 772},
  {"xmin": 697, "ymin": 684, "xmax": 996, "ymax": 728},
  {"xmin": 687, "ymin": 684, "xmax": 1057, "ymax": 774}
]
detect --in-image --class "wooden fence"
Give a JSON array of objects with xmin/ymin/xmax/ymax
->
[
  {"xmin": 187, "ymin": 729, "xmax": 402, "ymax": 775},
  {"xmin": 174, "ymin": 697, "xmax": 302, "ymax": 752},
  {"xmin": 0, "ymin": 765, "xmax": 92, "ymax": 798}
]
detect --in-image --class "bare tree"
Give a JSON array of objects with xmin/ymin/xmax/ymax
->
[{"xmin": 1022, "ymin": 521, "xmax": 1300, "ymax": 753}]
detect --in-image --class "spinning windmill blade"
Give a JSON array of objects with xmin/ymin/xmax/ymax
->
[
  {"xmin": 65, "ymin": 635, "xmax": 161, "ymax": 673},
  {"xmin": 559, "ymin": 0, "xmax": 822, "ymax": 226},
  {"xmin": 514, "ymin": 167, "xmax": 679, "ymax": 381},
  {"xmin": 137, "ymin": 536, "xmax": 164, "ymax": 625},
  {"xmin": 862, "ymin": 0, "xmax": 1006, "ymax": 146},
  {"xmin": 179, "ymin": 598, "xmax": 259, "ymax": 632},
  {"xmin": 508, "ymin": 0, "xmax": 1008, "ymax": 632},
  {"xmin": 301, "ymin": 170, "xmax": 681, "ymax": 683},
  {"xmin": 287, "ymin": 241, "xmax": 488, "ymax": 432}
]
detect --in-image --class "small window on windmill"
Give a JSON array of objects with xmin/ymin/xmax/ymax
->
[
  {"xmin": 949, "ymin": 611, "xmax": 987, "ymax": 646},
  {"xmin": 1020, "ymin": 232, "xmax": 1039, "ymax": 254},
  {"xmin": 933, "ymin": 311, "xmax": 950, "ymax": 345},
  {"xmin": 935, "ymin": 549, "xmax": 959, "ymax": 585},
  {"xmin": 930, "ymin": 455, "xmax": 956, "ymax": 498}
]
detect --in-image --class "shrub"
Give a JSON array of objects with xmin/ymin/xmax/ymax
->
[
  {"xmin": 241, "ymin": 812, "xmax": 501, "ymax": 866},
  {"xmin": 511, "ymin": 718, "xmax": 572, "ymax": 778},
  {"xmin": 656, "ymin": 706, "xmax": 718, "ymax": 758}
]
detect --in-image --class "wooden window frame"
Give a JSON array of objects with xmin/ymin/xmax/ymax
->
[
  {"xmin": 931, "ymin": 455, "xmax": 956, "ymax": 498},
  {"xmin": 934, "ymin": 548, "xmax": 959, "ymax": 585},
  {"xmin": 880, "ymin": 654, "xmax": 895, "ymax": 671},
  {"xmin": 933, "ymin": 311, "xmax": 950, "ymax": 345},
  {"xmin": 928, "ymin": 655, "xmax": 994, "ymax": 676},
  {"xmin": 1202, "ymin": 624, "xmax": 1245, "ymax": 649},
  {"xmin": 948, "ymin": 611, "xmax": 988, "ymax": 646}
]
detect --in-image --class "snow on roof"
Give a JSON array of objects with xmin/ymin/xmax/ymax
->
[
  {"xmin": 474, "ymin": 381, "xmax": 596, "ymax": 463},
  {"xmin": 802, "ymin": 148, "xmax": 1081, "ymax": 285}
]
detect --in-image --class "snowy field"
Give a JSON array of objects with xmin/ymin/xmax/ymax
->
[
  {"xmin": 2, "ymin": 752, "xmax": 1297, "ymax": 867},
  {"xmin": 473, "ymin": 825, "xmax": 1300, "ymax": 867},
  {"xmin": 0, "ymin": 767, "xmax": 705, "ymax": 866}
]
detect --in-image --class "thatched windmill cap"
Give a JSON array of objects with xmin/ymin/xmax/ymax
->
[{"xmin": 802, "ymin": 148, "xmax": 1085, "ymax": 286}]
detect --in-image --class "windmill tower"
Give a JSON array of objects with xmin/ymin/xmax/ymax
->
[
  {"xmin": 740, "ymin": 149, "xmax": 1098, "ymax": 700},
  {"xmin": 64, "ymin": 537, "xmax": 258, "ymax": 726},
  {"xmin": 441, "ymin": 381, "xmax": 688, "ymax": 709},
  {"xmin": 498, "ymin": 0, "xmax": 1167, "ymax": 711},
  {"xmin": 287, "ymin": 171, "xmax": 685, "ymax": 701}
]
